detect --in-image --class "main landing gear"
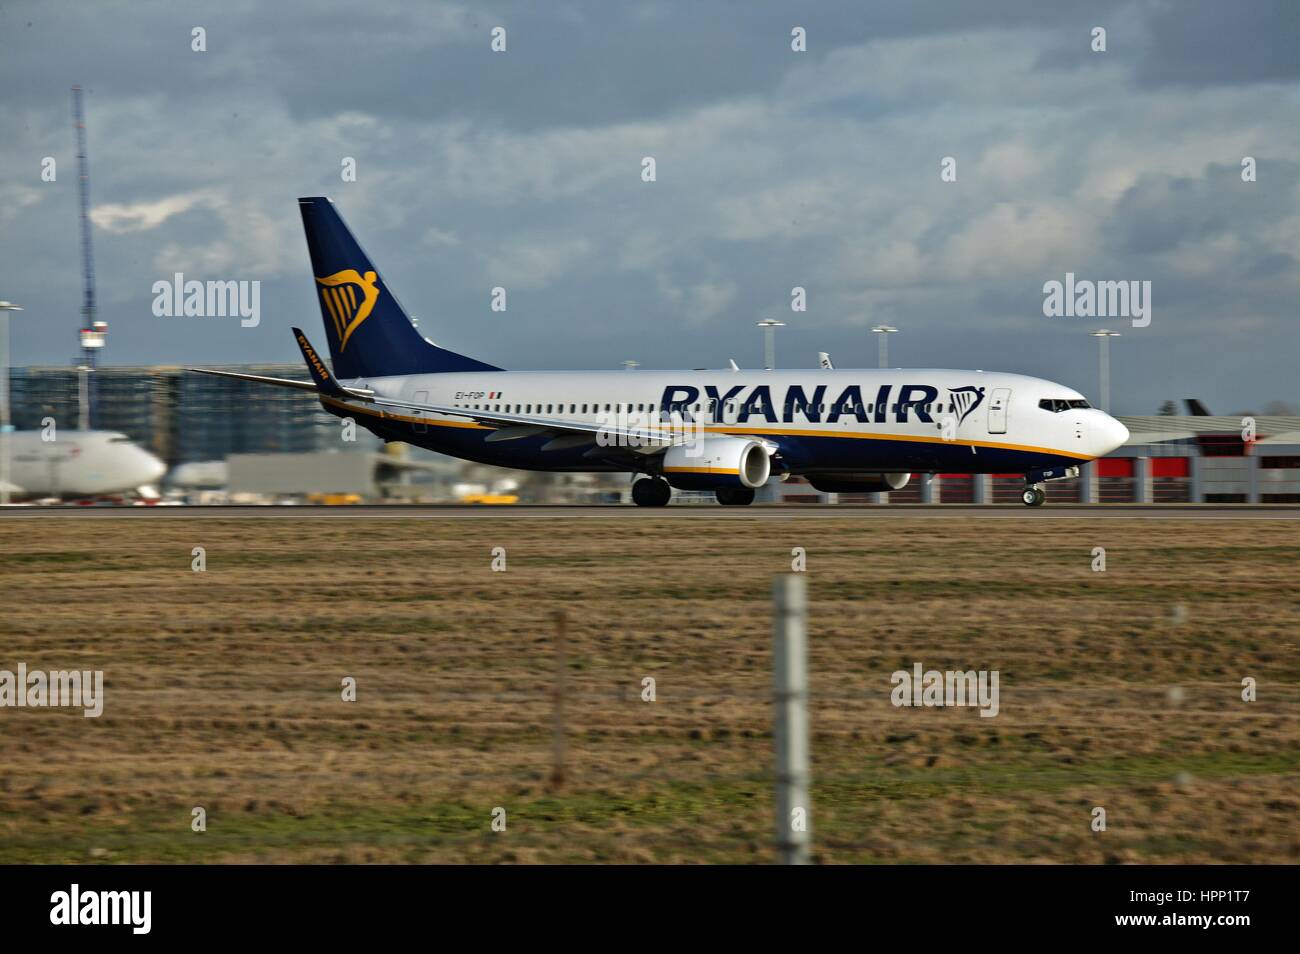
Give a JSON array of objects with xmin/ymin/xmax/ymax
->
[
  {"xmin": 1021, "ymin": 485, "xmax": 1046, "ymax": 507},
  {"xmin": 631, "ymin": 477, "xmax": 672, "ymax": 507},
  {"xmin": 715, "ymin": 486, "xmax": 755, "ymax": 506}
]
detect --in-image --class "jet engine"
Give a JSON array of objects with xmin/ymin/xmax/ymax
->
[
  {"xmin": 661, "ymin": 437, "xmax": 771, "ymax": 490},
  {"xmin": 805, "ymin": 472, "xmax": 911, "ymax": 493}
]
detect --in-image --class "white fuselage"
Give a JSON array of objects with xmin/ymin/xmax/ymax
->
[
  {"xmin": 1, "ymin": 430, "xmax": 167, "ymax": 498},
  {"xmin": 323, "ymin": 368, "xmax": 1129, "ymax": 475}
]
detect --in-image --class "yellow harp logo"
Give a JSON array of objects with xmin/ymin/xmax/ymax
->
[{"xmin": 315, "ymin": 269, "xmax": 380, "ymax": 352}]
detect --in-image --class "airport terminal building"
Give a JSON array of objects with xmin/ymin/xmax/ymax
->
[{"xmin": 9, "ymin": 364, "xmax": 337, "ymax": 467}]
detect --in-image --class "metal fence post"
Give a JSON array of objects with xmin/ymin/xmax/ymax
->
[
  {"xmin": 773, "ymin": 574, "xmax": 811, "ymax": 864},
  {"xmin": 550, "ymin": 609, "xmax": 567, "ymax": 790},
  {"xmin": 1135, "ymin": 456, "xmax": 1153, "ymax": 504}
]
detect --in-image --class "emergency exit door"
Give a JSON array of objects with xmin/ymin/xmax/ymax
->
[{"xmin": 987, "ymin": 388, "xmax": 1010, "ymax": 434}]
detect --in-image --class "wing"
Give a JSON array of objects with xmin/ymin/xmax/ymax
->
[
  {"xmin": 183, "ymin": 368, "xmax": 319, "ymax": 391},
  {"xmin": 366, "ymin": 394, "xmax": 693, "ymax": 453}
]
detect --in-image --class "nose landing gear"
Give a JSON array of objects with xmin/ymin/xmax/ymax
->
[{"xmin": 1020, "ymin": 465, "xmax": 1079, "ymax": 507}]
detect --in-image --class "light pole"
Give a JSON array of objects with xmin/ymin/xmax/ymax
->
[
  {"xmin": 1089, "ymin": 329, "xmax": 1121, "ymax": 413},
  {"xmin": 757, "ymin": 319, "xmax": 785, "ymax": 370},
  {"xmin": 871, "ymin": 325, "xmax": 897, "ymax": 369},
  {"xmin": 0, "ymin": 301, "xmax": 23, "ymax": 507}
]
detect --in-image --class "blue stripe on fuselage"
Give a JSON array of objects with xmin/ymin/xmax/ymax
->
[{"xmin": 323, "ymin": 399, "xmax": 1083, "ymax": 475}]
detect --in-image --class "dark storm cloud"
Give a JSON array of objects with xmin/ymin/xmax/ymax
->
[
  {"xmin": 1135, "ymin": 0, "xmax": 1300, "ymax": 88},
  {"xmin": 1034, "ymin": 0, "xmax": 1300, "ymax": 89},
  {"xmin": 1111, "ymin": 161, "xmax": 1296, "ymax": 255},
  {"xmin": 270, "ymin": 0, "xmax": 1131, "ymax": 128}
]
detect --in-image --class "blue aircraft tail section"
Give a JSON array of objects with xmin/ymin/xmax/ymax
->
[{"xmin": 297, "ymin": 196, "xmax": 501, "ymax": 379}]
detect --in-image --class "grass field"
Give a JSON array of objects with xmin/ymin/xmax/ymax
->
[{"xmin": 0, "ymin": 515, "xmax": 1297, "ymax": 863}]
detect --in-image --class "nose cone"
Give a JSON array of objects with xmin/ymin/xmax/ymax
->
[
  {"xmin": 135, "ymin": 449, "xmax": 167, "ymax": 486},
  {"xmin": 1096, "ymin": 414, "xmax": 1129, "ymax": 456}
]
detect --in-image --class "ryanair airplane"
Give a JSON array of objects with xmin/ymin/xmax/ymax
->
[{"xmin": 190, "ymin": 198, "xmax": 1129, "ymax": 507}]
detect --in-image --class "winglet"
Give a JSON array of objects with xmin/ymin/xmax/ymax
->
[{"xmin": 293, "ymin": 327, "xmax": 349, "ymax": 398}]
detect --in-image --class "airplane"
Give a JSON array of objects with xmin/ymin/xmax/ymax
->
[
  {"xmin": 0, "ymin": 430, "xmax": 166, "ymax": 501},
  {"xmin": 189, "ymin": 197, "xmax": 1129, "ymax": 507}
]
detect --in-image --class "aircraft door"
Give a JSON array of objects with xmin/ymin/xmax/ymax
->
[{"xmin": 988, "ymin": 388, "xmax": 1010, "ymax": 434}]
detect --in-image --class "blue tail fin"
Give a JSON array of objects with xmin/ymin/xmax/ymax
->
[{"xmin": 297, "ymin": 196, "xmax": 501, "ymax": 378}]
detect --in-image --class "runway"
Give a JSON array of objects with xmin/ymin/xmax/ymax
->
[{"xmin": 2, "ymin": 504, "xmax": 1297, "ymax": 520}]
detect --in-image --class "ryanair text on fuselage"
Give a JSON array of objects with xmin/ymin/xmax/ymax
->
[{"xmin": 656, "ymin": 383, "xmax": 985, "ymax": 425}]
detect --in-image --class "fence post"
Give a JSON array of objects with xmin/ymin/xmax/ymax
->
[
  {"xmin": 1078, "ymin": 461, "xmax": 1098, "ymax": 504},
  {"xmin": 773, "ymin": 574, "xmax": 811, "ymax": 864},
  {"xmin": 1134, "ymin": 456, "xmax": 1153, "ymax": 504},
  {"xmin": 550, "ymin": 609, "xmax": 567, "ymax": 790}
]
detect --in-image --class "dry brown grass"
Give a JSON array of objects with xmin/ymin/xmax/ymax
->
[{"xmin": 0, "ymin": 514, "xmax": 1296, "ymax": 863}]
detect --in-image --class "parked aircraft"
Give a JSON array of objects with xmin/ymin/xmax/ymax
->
[{"xmin": 0, "ymin": 430, "xmax": 165, "ymax": 500}]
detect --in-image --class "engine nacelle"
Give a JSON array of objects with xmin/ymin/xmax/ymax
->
[
  {"xmin": 662, "ymin": 437, "xmax": 771, "ymax": 490},
  {"xmin": 805, "ymin": 472, "xmax": 911, "ymax": 494}
]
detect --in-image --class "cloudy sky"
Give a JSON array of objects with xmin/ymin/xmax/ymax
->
[{"xmin": 1, "ymin": 0, "xmax": 1297, "ymax": 414}]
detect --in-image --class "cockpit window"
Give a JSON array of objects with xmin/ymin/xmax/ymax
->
[{"xmin": 1039, "ymin": 398, "xmax": 1092, "ymax": 413}]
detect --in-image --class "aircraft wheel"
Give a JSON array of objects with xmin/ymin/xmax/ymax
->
[
  {"xmin": 1021, "ymin": 487, "xmax": 1046, "ymax": 507},
  {"xmin": 716, "ymin": 486, "xmax": 756, "ymax": 506},
  {"xmin": 632, "ymin": 477, "xmax": 671, "ymax": 507}
]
